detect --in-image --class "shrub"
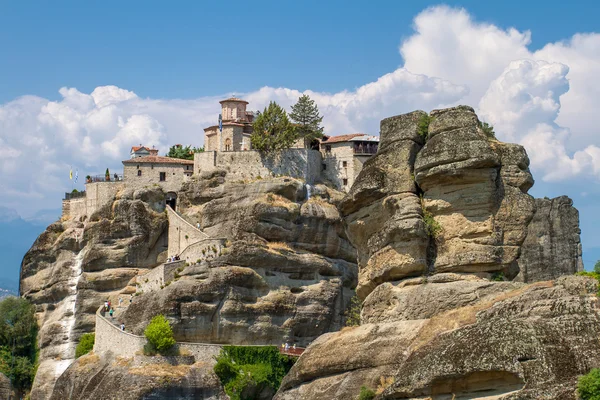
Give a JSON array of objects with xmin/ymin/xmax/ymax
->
[
  {"xmin": 358, "ymin": 386, "xmax": 376, "ymax": 400},
  {"xmin": 344, "ymin": 295, "xmax": 361, "ymax": 327},
  {"xmin": 578, "ymin": 368, "xmax": 600, "ymax": 400},
  {"xmin": 491, "ymin": 272, "xmax": 505, "ymax": 282},
  {"xmin": 213, "ymin": 346, "xmax": 296, "ymax": 400},
  {"xmin": 144, "ymin": 315, "xmax": 176, "ymax": 352},
  {"xmin": 417, "ymin": 114, "xmax": 432, "ymax": 140},
  {"xmin": 479, "ymin": 121, "xmax": 496, "ymax": 139},
  {"xmin": 75, "ymin": 333, "xmax": 95, "ymax": 358},
  {"xmin": 422, "ymin": 209, "xmax": 442, "ymax": 238}
]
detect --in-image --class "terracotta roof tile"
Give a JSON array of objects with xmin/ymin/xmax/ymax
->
[
  {"xmin": 122, "ymin": 156, "xmax": 194, "ymax": 165},
  {"xmin": 219, "ymin": 97, "xmax": 249, "ymax": 104},
  {"xmin": 321, "ymin": 133, "xmax": 367, "ymax": 144}
]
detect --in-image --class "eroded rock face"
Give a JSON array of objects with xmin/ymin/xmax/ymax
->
[
  {"xmin": 341, "ymin": 106, "xmax": 580, "ymax": 300},
  {"xmin": 517, "ymin": 196, "xmax": 583, "ymax": 282},
  {"xmin": 20, "ymin": 187, "xmax": 169, "ymax": 400},
  {"xmin": 50, "ymin": 353, "xmax": 226, "ymax": 400},
  {"xmin": 276, "ymin": 276, "xmax": 600, "ymax": 400},
  {"xmin": 278, "ymin": 106, "xmax": 589, "ymax": 400},
  {"xmin": 121, "ymin": 176, "xmax": 357, "ymax": 347}
]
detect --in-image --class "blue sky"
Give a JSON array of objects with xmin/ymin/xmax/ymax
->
[
  {"xmin": 0, "ymin": 0, "xmax": 599, "ymax": 284},
  {"xmin": 1, "ymin": 0, "xmax": 598, "ymax": 103}
]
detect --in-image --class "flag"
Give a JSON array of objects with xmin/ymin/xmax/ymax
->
[
  {"xmin": 69, "ymin": 167, "xmax": 73, "ymax": 180},
  {"xmin": 219, "ymin": 114, "xmax": 222, "ymax": 132},
  {"xmin": 74, "ymin": 169, "xmax": 78, "ymax": 184}
]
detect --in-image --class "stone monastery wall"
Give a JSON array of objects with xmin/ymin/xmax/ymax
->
[
  {"xmin": 62, "ymin": 182, "xmax": 126, "ymax": 220},
  {"xmin": 194, "ymin": 149, "xmax": 322, "ymax": 184},
  {"xmin": 94, "ymin": 307, "xmax": 238, "ymax": 363}
]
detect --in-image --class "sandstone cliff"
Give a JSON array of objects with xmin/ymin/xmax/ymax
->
[
  {"xmin": 121, "ymin": 174, "xmax": 356, "ymax": 346},
  {"xmin": 20, "ymin": 187, "xmax": 169, "ymax": 399},
  {"xmin": 277, "ymin": 106, "xmax": 589, "ymax": 400}
]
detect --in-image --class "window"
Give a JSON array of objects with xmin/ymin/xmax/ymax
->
[
  {"xmin": 322, "ymin": 163, "xmax": 327, "ymax": 170},
  {"xmin": 343, "ymin": 178, "xmax": 348, "ymax": 186},
  {"xmin": 159, "ymin": 172, "xmax": 166, "ymax": 181},
  {"xmin": 225, "ymin": 138, "xmax": 232, "ymax": 151},
  {"xmin": 325, "ymin": 145, "xmax": 331, "ymax": 153},
  {"xmin": 137, "ymin": 170, "xmax": 142, "ymax": 177},
  {"xmin": 342, "ymin": 161, "xmax": 347, "ymax": 168}
]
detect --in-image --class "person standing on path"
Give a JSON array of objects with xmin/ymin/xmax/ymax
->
[
  {"xmin": 118, "ymin": 297, "xmax": 123, "ymax": 308},
  {"xmin": 120, "ymin": 323, "xmax": 125, "ymax": 331}
]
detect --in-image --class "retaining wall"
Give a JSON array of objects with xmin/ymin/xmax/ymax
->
[
  {"xmin": 137, "ymin": 260, "xmax": 185, "ymax": 293},
  {"xmin": 194, "ymin": 149, "xmax": 322, "ymax": 184},
  {"xmin": 166, "ymin": 205, "xmax": 209, "ymax": 256},
  {"xmin": 179, "ymin": 238, "xmax": 227, "ymax": 264},
  {"xmin": 62, "ymin": 182, "xmax": 126, "ymax": 220}
]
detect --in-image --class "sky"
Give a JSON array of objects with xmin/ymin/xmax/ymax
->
[{"xmin": 0, "ymin": 0, "xmax": 599, "ymax": 277}]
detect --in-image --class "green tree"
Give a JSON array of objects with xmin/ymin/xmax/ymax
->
[
  {"xmin": 344, "ymin": 295, "xmax": 361, "ymax": 327},
  {"xmin": 75, "ymin": 333, "xmax": 95, "ymax": 358},
  {"xmin": 358, "ymin": 386, "xmax": 376, "ymax": 400},
  {"xmin": 289, "ymin": 94, "xmax": 324, "ymax": 148},
  {"xmin": 480, "ymin": 121, "xmax": 496, "ymax": 139},
  {"xmin": 213, "ymin": 346, "xmax": 296, "ymax": 400},
  {"xmin": 250, "ymin": 102, "xmax": 297, "ymax": 152},
  {"xmin": 578, "ymin": 368, "xmax": 600, "ymax": 400},
  {"xmin": 0, "ymin": 297, "xmax": 38, "ymax": 394},
  {"xmin": 166, "ymin": 144, "xmax": 199, "ymax": 160},
  {"xmin": 594, "ymin": 260, "xmax": 600, "ymax": 274},
  {"xmin": 144, "ymin": 315, "xmax": 176, "ymax": 352}
]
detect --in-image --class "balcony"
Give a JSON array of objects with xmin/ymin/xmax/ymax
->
[
  {"xmin": 64, "ymin": 191, "xmax": 86, "ymax": 200},
  {"xmin": 87, "ymin": 174, "xmax": 124, "ymax": 183},
  {"xmin": 353, "ymin": 144, "xmax": 378, "ymax": 155}
]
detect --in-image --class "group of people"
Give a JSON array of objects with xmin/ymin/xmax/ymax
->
[
  {"xmin": 167, "ymin": 255, "xmax": 181, "ymax": 262},
  {"xmin": 102, "ymin": 295, "xmax": 134, "ymax": 331},
  {"xmin": 281, "ymin": 342, "xmax": 297, "ymax": 352}
]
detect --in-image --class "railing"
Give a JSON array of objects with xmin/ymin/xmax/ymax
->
[
  {"xmin": 64, "ymin": 191, "xmax": 86, "ymax": 200},
  {"xmin": 87, "ymin": 174, "xmax": 124, "ymax": 183},
  {"xmin": 353, "ymin": 147, "xmax": 378, "ymax": 155}
]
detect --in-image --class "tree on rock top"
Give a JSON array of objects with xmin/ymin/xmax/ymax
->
[
  {"xmin": 167, "ymin": 144, "xmax": 203, "ymax": 160},
  {"xmin": 251, "ymin": 101, "xmax": 297, "ymax": 152},
  {"xmin": 289, "ymin": 94, "xmax": 324, "ymax": 148},
  {"xmin": 144, "ymin": 314, "xmax": 176, "ymax": 352}
]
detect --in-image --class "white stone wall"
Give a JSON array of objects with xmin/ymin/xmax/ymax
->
[
  {"xmin": 321, "ymin": 143, "xmax": 355, "ymax": 191},
  {"xmin": 179, "ymin": 238, "xmax": 227, "ymax": 264},
  {"xmin": 61, "ymin": 182, "xmax": 126, "ymax": 220},
  {"xmin": 136, "ymin": 260, "xmax": 185, "ymax": 293},
  {"xmin": 94, "ymin": 307, "xmax": 146, "ymax": 358},
  {"xmin": 166, "ymin": 206, "xmax": 210, "ymax": 256},
  {"xmin": 123, "ymin": 163, "xmax": 191, "ymax": 193}
]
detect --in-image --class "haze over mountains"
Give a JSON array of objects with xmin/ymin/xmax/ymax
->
[{"xmin": 0, "ymin": 206, "xmax": 59, "ymax": 294}]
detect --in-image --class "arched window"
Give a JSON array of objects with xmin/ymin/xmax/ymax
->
[
  {"xmin": 137, "ymin": 170, "xmax": 142, "ymax": 177},
  {"xmin": 225, "ymin": 138, "xmax": 232, "ymax": 151}
]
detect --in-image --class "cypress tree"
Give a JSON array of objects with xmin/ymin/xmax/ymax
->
[{"xmin": 251, "ymin": 101, "xmax": 297, "ymax": 151}]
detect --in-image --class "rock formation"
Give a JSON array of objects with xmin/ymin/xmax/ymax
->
[
  {"xmin": 20, "ymin": 187, "xmax": 169, "ymax": 399},
  {"xmin": 121, "ymin": 174, "xmax": 356, "ymax": 346},
  {"xmin": 276, "ymin": 106, "xmax": 590, "ymax": 400},
  {"xmin": 50, "ymin": 353, "xmax": 226, "ymax": 400},
  {"xmin": 21, "ymin": 172, "xmax": 355, "ymax": 399}
]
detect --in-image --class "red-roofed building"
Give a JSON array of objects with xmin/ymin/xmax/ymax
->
[
  {"xmin": 320, "ymin": 133, "xmax": 379, "ymax": 190},
  {"xmin": 130, "ymin": 145, "xmax": 159, "ymax": 159},
  {"xmin": 204, "ymin": 97, "xmax": 255, "ymax": 152}
]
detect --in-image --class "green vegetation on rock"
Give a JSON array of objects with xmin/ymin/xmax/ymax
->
[
  {"xmin": 358, "ymin": 386, "xmax": 376, "ymax": 400},
  {"xmin": 422, "ymin": 209, "xmax": 442, "ymax": 238},
  {"xmin": 417, "ymin": 114, "xmax": 432, "ymax": 140},
  {"xmin": 250, "ymin": 101, "xmax": 297, "ymax": 152},
  {"xmin": 0, "ymin": 297, "xmax": 38, "ymax": 394},
  {"xmin": 144, "ymin": 315, "xmax": 176, "ymax": 353},
  {"xmin": 578, "ymin": 368, "xmax": 600, "ymax": 400},
  {"xmin": 344, "ymin": 295, "xmax": 361, "ymax": 327},
  {"xmin": 213, "ymin": 346, "xmax": 296, "ymax": 400},
  {"xmin": 479, "ymin": 121, "xmax": 496, "ymax": 139},
  {"xmin": 75, "ymin": 333, "xmax": 95, "ymax": 358}
]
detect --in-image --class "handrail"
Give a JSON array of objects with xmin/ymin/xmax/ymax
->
[{"xmin": 166, "ymin": 205, "xmax": 210, "ymax": 239}]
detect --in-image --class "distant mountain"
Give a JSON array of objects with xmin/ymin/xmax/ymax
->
[{"xmin": 0, "ymin": 207, "xmax": 60, "ymax": 291}]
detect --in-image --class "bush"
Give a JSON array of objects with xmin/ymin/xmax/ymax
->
[
  {"xmin": 358, "ymin": 386, "xmax": 376, "ymax": 400},
  {"xmin": 578, "ymin": 368, "xmax": 600, "ymax": 400},
  {"xmin": 479, "ymin": 121, "xmax": 496, "ymax": 139},
  {"xmin": 422, "ymin": 209, "xmax": 442, "ymax": 238},
  {"xmin": 213, "ymin": 346, "xmax": 296, "ymax": 400},
  {"xmin": 417, "ymin": 114, "xmax": 432, "ymax": 140},
  {"xmin": 75, "ymin": 333, "xmax": 95, "ymax": 358},
  {"xmin": 491, "ymin": 272, "xmax": 505, "ymax": 282},
  {"xmin": 144, "ymin": 315, "xmax": 176, "ymax": 352},
  {"xmin": 344, "ymin": 295, "xmax": 361, "ymax": 327}
]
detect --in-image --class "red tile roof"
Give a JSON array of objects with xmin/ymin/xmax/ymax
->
[
  {"xmin": 131, "ymin": 146, "xmax": 150, "ymax": 152},
  {"xmin": 321, "ymin": 133, "xmax": 366, "ymax": 144},
  {"xmin": 122, "ymin": 156, "xmax": 194, "ymax": 165},
  {"xmin": 219, "ymin": 97, "xmax": 249, "ymax": 104}
]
